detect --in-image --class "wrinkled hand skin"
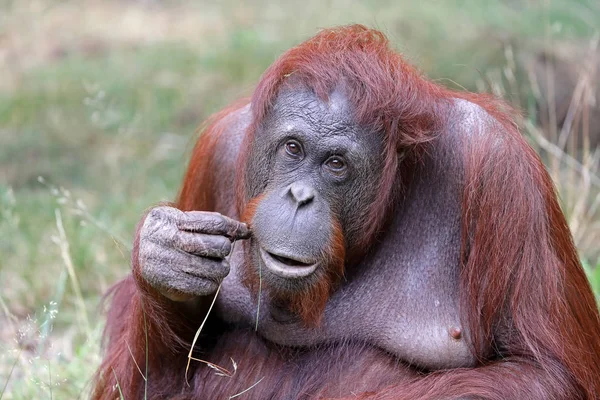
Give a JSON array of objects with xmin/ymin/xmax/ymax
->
[{"xmin": 138, "ymin": 206, "xmax": 251, "ymax": 301}]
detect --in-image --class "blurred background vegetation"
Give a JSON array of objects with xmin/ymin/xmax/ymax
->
[{"xmin": 0, "ymin": 0, "xmax": 599, "ymax": 398}]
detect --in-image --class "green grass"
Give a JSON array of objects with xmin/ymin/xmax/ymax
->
[{"xmin": 0, "ymin": 0, "xmax": 599, "ymax": 398}]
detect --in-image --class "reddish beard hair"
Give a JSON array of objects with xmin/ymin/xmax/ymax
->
[{"xmin": 241, "ymin": 195, "xmax": 346, "ymax": 326}]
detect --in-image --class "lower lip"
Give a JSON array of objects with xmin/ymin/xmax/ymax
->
[{"xmin": 259, "ymin": 248, "xmax": 318, "ymax": 279}]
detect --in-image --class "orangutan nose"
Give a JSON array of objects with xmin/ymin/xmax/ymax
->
[{"xmin": 288, "ymin": 182, "xmax": 315, "ymax": 207}]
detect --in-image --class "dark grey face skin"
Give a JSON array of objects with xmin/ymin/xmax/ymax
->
[{"xmin": 244, "ymin": 86, "xmax": 384, "ymax": 292}]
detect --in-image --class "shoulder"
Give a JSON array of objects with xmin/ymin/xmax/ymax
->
[
  {"xmin": 218, "ymin": 102, "xmax": 253, "ymax": 136},
  {"xmin": 447, "ymin": 97, "xmax": 514, "ymax": 139},
  {"xmin": 208, "ymin": 102, "xmax": 252, "ymax": 216},
  {"xmin": 441, "ymin": 97, "xmax": 526, "ymax": 162},
  {"xmin": 178, "ymin": 101, "xmax": 252, "ymax": 213},
  {"xmin": 193, "ymin": 101, "xmax": 253, "ymax": 172},
  {"xmin": 211, "ymin": 102, "xmax": 253, "ymax": 154}
]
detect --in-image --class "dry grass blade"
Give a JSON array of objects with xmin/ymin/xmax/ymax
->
[
  {"xmin": 526, "ymin": 122, "xmax": 600, "ymax": 188},
  {"xmin": 185, "ymin": 283, "xmax": 222, "ymax": 386},
  {"xmin": 556, "ymin": 38, "xmax": 599, "ymax": 152},
  {"xmin": 188, "ymin": 357, "xmax": 234, "ymax": 377},
  {"xmin": 228, "ymin": 377, "xmax": 264, "ymax": 399},
  {"xmin": 53, "ymin": 208, "xmax": 91, "ymax": 336},
  {"xmin": 111, "ymin": 367, "xmax": 125, "ymax": 400},
  {"xmin": 184, "ymin": 241, "xmax": 243, "ymax": 385},
  {"xmin": 0, "ymin": 294, "xmax": 17, "ymax": 329},
  {"xmin": 126, "ymin": 342, "xmax": 147, "ymax": 382},
  {"xmin": 0, "ymin": 348, "xmax": 22, "ymax": 400},
  {"xmin": 255, "ymin": 261, "xmax": 262, "ymax": 331}
]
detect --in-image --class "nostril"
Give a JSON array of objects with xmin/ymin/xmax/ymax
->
[{"xmin": 289, "ymin": 183, "xmax": 315, "ymax": 206}]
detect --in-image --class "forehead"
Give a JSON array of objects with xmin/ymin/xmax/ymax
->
[{"xmin": 265, "ymin": 84, "xmax": 356, "ymax": 136}]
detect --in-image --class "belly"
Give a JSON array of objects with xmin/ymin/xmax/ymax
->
[{"xmin": 189, "ymin": 329, "xmax": 418, "ymax": 399}]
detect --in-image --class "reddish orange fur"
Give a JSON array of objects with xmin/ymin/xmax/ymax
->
[
  {"xmin": 92, "ymin": 25, "xmax": 600, "ymax": 400},
  {"xmin": 238, "ymin": 194, "xmax": 262, "ymax": 297},
  {"xmin": 240, "ymin": 194, "xmax": 263, "ymax": 226}
]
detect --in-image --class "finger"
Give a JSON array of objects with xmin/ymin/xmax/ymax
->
[
  {"xmin": 151, "ymin": 241, "xmax": 231, "ymax": 282},
  {"xmin": 177, "ymin": 211, "xmax": 251, "ymax": 240},
  {"xmin": 173, "ymin": 231, "xmax": 232, "ymax": 258},
  {"xmin": 180, "ymin": 257, "xmax": 230, "ymax": 283},
  {"xmin": 141, "ymin": 243, "xmax": 229, "ymax": 295},
  {"xmin": 155, "ymin": 267, "xmax": 221, "ymax": 298}
]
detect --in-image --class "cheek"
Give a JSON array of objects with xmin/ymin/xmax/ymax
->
[
  {"xmin": 241, "ymin": 194, "xmax": 265, "ymax": 226},
  {"xmin": 329, "ymin": 217, "xmax": 346, "ymax": 266},
  {"xmin": 341, "ymin": 174, "xmax": 382, "ymax": 244},
  {"xmin": 244, "ymin": 143, "xmax": 276, "ymax": 199}
]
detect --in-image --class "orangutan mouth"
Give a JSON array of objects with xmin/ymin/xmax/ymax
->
[{"xmin": 259, "ymin": 247, "xmax": 318, "ymax": 279}]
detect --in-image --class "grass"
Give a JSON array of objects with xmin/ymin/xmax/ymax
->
[{"xmin": 0, "ymin": 0, "xmax": 599, "ymax": 398}]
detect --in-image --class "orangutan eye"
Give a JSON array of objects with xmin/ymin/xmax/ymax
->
[
  {"xmin": 284, "ymin": 140, "xmax": 303, "ymax": 157},
  {"xmin": 324, "ymin": 156, "xmax": 346, "ymax": 174}
]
